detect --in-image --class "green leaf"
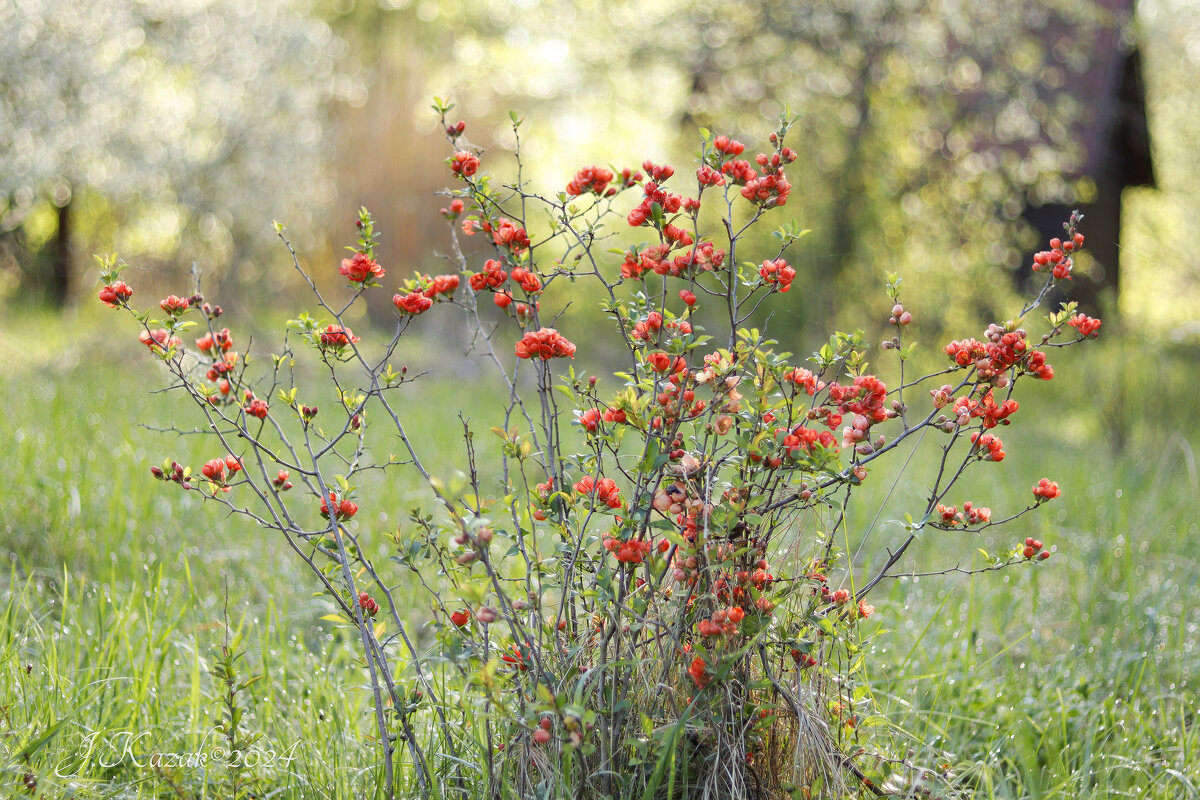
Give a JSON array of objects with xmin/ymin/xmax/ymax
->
[
  {"xmin": 19, "ymin": 717, "xmax": 72, "ymax": 761},
  {"xmin": 857, "ymin": 714, "xmax": 890, "ymax": 729},
  {"xmin": 650, "ymin": 201, "xmax": 664, "ymax": 228},
  {"xmin": 238, "ymin": 675, "xmax": 265, "ymax": 691}
]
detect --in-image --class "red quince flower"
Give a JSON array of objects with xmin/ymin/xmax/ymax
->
[
  {"xmin": 160, "ymin": 295, "xmax": 189, "ymax": 315},
  {"xmin": 566, "ymin": 165, "xmax": 616, "ymax": 196},
  {"xmin": 578, "ymin": 408, "xmax": 601, "ymax": 433},
  {"xmin": 515, "ymin": 328, "xmax": 576, "ymax": 360},
  {"xmin": 319, "ymin": 324, "xmax": 361, "ymax": 349},
  {"xmin": 340, "ymin": 252, "xmax": 386, "ymax": 285},
  {"xmin": 759, "ymin": 259, "xmax": 796, "ymax": 292},
  {"xmin": 602, "ymin": 407, "xmax": 627, "ymax": 424},
  {"xmin": 201, "ymin": 458, "xmax": 227, "ymax": 483},
  {"xmin": 394, "ymin": 291, "xmax": 433, "ymax": 315},
  {"xmin": 319, "ymin": 491, "xmax": 357, "ymax": 521},
  {"xmin": 422, "ymin": 274, "xmax": 460, "ymax": 299},
  {"xmin": 242, "ymin": 396, "xmax": 268, "ymax": 419},
  {"xmin": 1032, "ymin": 478, "xmax": 1061, "ymax": 501},
  {"xmin": 98, "ymin": 281, "xmax": 133, "ymax": 308},
  {"xmin": 1068, "ymin": 313, "xmax": 1101, "ymax": 338},
  {"xmin": 688, "ymin": 656, "xmax": 710, "ymax": 688},
  {"xmin": 139, "ymin": 329, "xmax": 182, "ymax": 352},
  {"xmin": 358, "ymin": 591, "xmax": 379, "ymax": 617},
  {"xmin": 449, "ymin": 151, "xmax": 479, "ymax": 177}
]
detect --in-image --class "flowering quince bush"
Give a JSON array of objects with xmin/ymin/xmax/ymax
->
[{"xmin": 97, "ymin": 100, "xmax": 1103, "ymax": 799}]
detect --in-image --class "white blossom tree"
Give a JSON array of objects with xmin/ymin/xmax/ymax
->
[{"xmin": 0, "ymin": 0, "xmax": 350, "ymax": 306}]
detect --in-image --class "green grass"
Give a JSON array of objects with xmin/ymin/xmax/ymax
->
[{"xmin": 2, "ymin": 307, "xmax": 1198, "ymax": 798}]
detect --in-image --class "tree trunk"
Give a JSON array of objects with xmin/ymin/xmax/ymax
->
[
  {"xmin": 49, "ymin": 200, "xmax": 72, "ymax": 308},
  {"xmin": 815, "ymin": 59, "xmax": 874, "ymax": 339}
]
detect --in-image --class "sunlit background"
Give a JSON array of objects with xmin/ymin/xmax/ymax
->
[{"xmin": 1, "ymin": 0, "xmax": 1196, "ymax": 339}]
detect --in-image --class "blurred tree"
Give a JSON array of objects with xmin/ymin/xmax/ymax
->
[
  {"xmin": 1122, "ymin": 0, "xmax": 1200, "ymax": 340},
  {"xmin": 674, "ymin": 0, "xmax": 1120, "ymax": 334},
  {"xmin": 0, "ymin": 0, "xmax": 347, "ymax": 307},
  {"xmin": 331, "ymin": 0, "xmax": 1124, "ymax": 341}
]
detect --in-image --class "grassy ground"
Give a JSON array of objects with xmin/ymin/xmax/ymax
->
[{"xmin": 1, "ymin": 307, "xmax": 1197, "ymax": 798}]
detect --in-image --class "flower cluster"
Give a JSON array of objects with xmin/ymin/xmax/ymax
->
[
  {"xmin": 160, "ymin": 295, "xmax": 189, "ymax": 315},
  {"xmin": 320, "ymin": 324, "xmax": 360, "ymax": 350},
  {"xmin": 149, "ymin": 460, "xmax": 192, "ymax": 490},
  {"xmin": 740, "ymin": 147, "xmax": 796, "ymax": 206},
  {"xmin": 510, "ymin": 266, "xmax": 542, "ymax": 295},
  {"xmin": 779, "ymin": 425, "xmax": 839, "ymax": 460},
  {"xmin": 1068, "ymin": 313, "xmax": 1102, "ymax": 337},
  {"xmin": 449, "ymin": 150, "xmax": 479, "ymax": 177},
  {"xmin": 492, "ymin": 218, "xmax": 531, "ymax": 254},
  {"xmin": 243, "ymin": 393, "xmax": 269, "ymax": 420},
  {"xmin": 953, "ymin": 390, "xmax": 1019, "ymax": 429},
  {"xmin": 621, "ymin": 240, "xmax": 726, "ymax": 280},
  {"xmin": 759, "ymin": 258, "xmax": 796, "ymax": 292},
  {"xmin": 196, "ymin": 328, "xmax": 233, "ymax": 356},
  {"xmin": 421, "ymin": 273, "xmax": 460, "ymax": 299},
  {"xmin": 602, "ymin": 534, "xmax": 653, "ymax": 564},
  {"xmin": 969, "ymin": 431, "xmax": 1006, "ymax": 461},
  {"xmin": 1032, "ymin": 478, "xmax": 1061, "ymax": 501},
  {"xmin": 340, "ymin": 252, "xmax": 386, "ymax": 285},
  {"xmin": 1023, "ymin": 537, "xmax": 1050, "ymax": 560},
  {"xmin": 98, "ymin": 281, "xmax": 133, "ymax": 307},
  {"xmin": 462, "ymin": 215, "xmax": 534, "ymax": 257},
  {"xmin": 1031, "ymin": 232, "xmax": 1084, "ymax": 280},
  {"xmin": 200, "ymin": 454, "xmax": 241, "ymax": 483},
  {"xmin": 688, "ymin": 656, "xmax": 710, "ymax": 688},
  {"xmin": 889, "ymin": 302, "xmax": 913, "ymax": 326},
  {"xmin": 573, "ymin": 475, "xmax": 622, "ymax": 509},
  {"xmin": 358, "ymin": 591, "xmax": 380, "ymax": 617},
  {"xmin": 697, "ymin": 605, "xmax": 746, "ymax": 637},
  {"xmin": 138, "ymin": 328, "xmax": 182, "ymax": 352},
  {"xmin": 565, "ymin": 165, "xmax": 617, "ymax": 197},
  {"xmin": 936, "ymin": 501, "xmax": 991, "ymax": 526},
  {"xmin": 394, "ymin": 291, "xmax": 433, "ymax": 315},
  {"xmin": 944, "ymin": 323, "xmax": 1053, "ymax": 384},
  {"xmin": 469, "ymin": 259, "xmax": 508, "ymax": 291},
  {"xmin": 626, "ymin": 161, "xmax": 685, "ymax": 228},
  {"xmin": 783, "ymin": 367, "xmax": 826, "ymax": 396},
  {"xmin": 514, "ymin": 327, "xmax": 576, "ymax": 360},
  {"xmin": 319, "ymin": 491, "xmax": 358, "ymax": 521}
]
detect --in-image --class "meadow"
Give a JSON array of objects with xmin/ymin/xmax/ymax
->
[{"xmin": 1, "ymin": 306, "xmax": 1197, "ymax": 798}]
